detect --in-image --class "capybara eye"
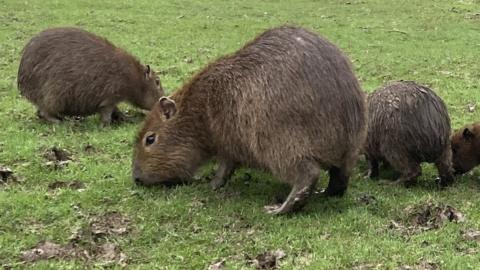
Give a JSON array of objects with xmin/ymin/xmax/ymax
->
[
  {"xmin": 155, "ymin": 78, "xmax": 160, "ymax": 86},
  {"xmin": 145, "ymin": 134, "xmax": 156, "ymax": 146}
]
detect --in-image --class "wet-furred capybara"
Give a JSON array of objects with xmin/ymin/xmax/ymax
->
[
  {"xmin": 365, "ymin": 80, "xmax": 454, "ymax": 187},
  {"xmin": 17, "ymin": 27, "xmax": 163, "ymax": 125},
  {"xmin": 132, "ymin": 26, "xmax": 367, "ymax": 215},
  {"xmin": 451, "ymin": 122, "xmax": 480, "ymax": 174}
]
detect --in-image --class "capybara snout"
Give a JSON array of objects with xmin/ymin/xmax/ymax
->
[{"xmin": 451, "ymin": 123, "xmax": 480, "ymax": 174}]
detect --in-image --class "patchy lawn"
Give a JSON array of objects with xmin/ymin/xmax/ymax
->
[{"xmin": 0, "ymin": 0, "xmax": 479, "ymax": 269}]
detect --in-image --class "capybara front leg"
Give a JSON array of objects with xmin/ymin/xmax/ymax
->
[
  {"xmin": 325, "ymin": 166, "xmax": 349, "ymax": 197},
  {"xmin": 111, "ymin": 106, "xmax": 127, "ymax": 123},
  {"xmin": 366, "ymin": 158, "xmax": 379, "ymax": 179},
  {"xmin": 435, "ymin": 148, "xmax": 454, "ymax": 188},
  {"xmin": 210, "ymin": 159, "xmax": 237, "ymax": 190},
  {"xmin": 265, "ymin": 161, "xmax": 320, "ymax": 215}
]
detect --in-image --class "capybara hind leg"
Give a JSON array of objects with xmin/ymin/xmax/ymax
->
[
  {"xmin": 325, "ymin": 166, "xmax": 349, "ymax": 197},
  {"xmin": 265, "ymin": 161, "xmax": 320, "ymax": 215},
  {"xmin": 37, "ymin": 109, "xmax": 61, "ymax": 123},
  {"xmin": 210, "ymin": 159, "xmax": 237, "ymax": 190},
  {"xmin": 435, "ymin": 148, "xmax": 454, "ymax": 187},
  {"xmin": 99, "ymin": 105, "xmax": 120, "ymax": 126},
  {"xmin": 391, "ymin": 163, "xmax": 421, "ymax": 187}
]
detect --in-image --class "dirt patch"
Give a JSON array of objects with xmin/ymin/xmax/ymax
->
[
  {"xmin": 358, "ymin": 194, "xmax": 377, "ymax": 205},
  {"xmin": 20, "ymin": 240, "xmax": 126, "ymax": 266},
  {"xmin": 0, "ymin": 166, "xmax": 18, "ymax": 184},
  {"xmin": 83, "ymin": 144, "xmax": 96, "ymax": 153},
  {"xmin": 390, "ymin": 199, "xmax": 464, "ymax": 234},
  {"xmin": 462, "ymin": 229, "xmax": 480, "ymax": 242},
  {"xmin": 48, "ymin": 180, "xmax": 85, "ymax": 191},
  {"xmin": 397, "ymin": 260, "xmax": 439, "ymax": 270},
  {"xmin": 21, "ymin": 212, "xmax": 131, "ymax": 266},
  {"xmin": 247, "ymin": 249, "xmax": 286, "ymax": 270},
  {"xmin": 208, "ymin": 259, "xmax": 226, "ymax": 270},
  {"xmin": 43, "ymin": 147, "xmax": 72, "ymax": 169},
  {"xmin": 352, "ymin": 262, "xmax": 383, "ymax": 270}
]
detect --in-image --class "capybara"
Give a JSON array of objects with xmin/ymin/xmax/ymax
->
[
  {"xmin": 132, "ymin": 26, "xmax": 367, "ymax": 215},
  {"xmin": 17, "ymin": 27, "xmax": 163, "ymax": 125},
  {"xmin": 365, "ymin": 81, "xmax": 454, "ymax": 187},
  {"xmin": 451, "ymin": 122, "xmax": 480, "ymax": 174}
]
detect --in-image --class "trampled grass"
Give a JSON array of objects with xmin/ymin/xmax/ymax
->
[{"xmin": 0, "ymin": 0, "xmax": 479, "ymax": 269}]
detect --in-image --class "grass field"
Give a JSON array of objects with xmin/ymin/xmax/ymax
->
[{"xmin": 1, "ymin": 0, "xmax": 480, "ymax": 269}]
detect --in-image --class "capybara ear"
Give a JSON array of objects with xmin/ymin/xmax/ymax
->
[
  {"xmin": 158, "ymin": 96, "xmax": 177, "ymax": 119},
  {"xmin": 463, "ymin": 128, "xmax": 475, "ymax": 140},
  {"xmin": 145, "ymin": 65, "xmax": 151, "ymax": 78}
]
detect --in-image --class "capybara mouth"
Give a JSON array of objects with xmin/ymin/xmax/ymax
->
[{"xmin": 134, "ymin": 177, "xmax": 185, "ymax": 188}]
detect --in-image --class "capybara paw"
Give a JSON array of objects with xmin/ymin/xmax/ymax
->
[
  {"xmin": 264, "ymin": 204, "xmax": 284, "ymax": 215},
  {"xmin": 324, "ymin": 187, "xmax": 346, "ymax": 197},
  {"xmin": 37, "ymin": 110, "xmax": 61, "ymax": 123},
  {"xmin": 437, "ymin": 176, "xmax": 454, "ymax": 188},
  {"xmin": 210, "ymin": 177, "xmax": 226, "ymax": 190},
  {"xmin": 111, "ymin": 110, "xmax": 127, "ymax": 123}
]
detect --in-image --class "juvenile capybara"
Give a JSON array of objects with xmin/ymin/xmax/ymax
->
[
  {"xmin": 365, "ymin": 81, "xmax": 454, "ymax": 187},
  {"xmin": 17, "ymin": 27, "xmax": 163, "ymax": 125},
  {"xmin": 451, "ymin": 122, "xmax": 480, "ymax": 174},
  {"xmin": 132, "ymin": 26, "xmax": 367, "ymax": 215}
]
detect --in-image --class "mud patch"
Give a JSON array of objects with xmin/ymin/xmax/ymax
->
[
  {"xmin": 397, "ymin": 260, "xmax": 439, "ymax": 270},
  {"xmin": 0, "ymin": 166, "xmax": 18, "ymax": 184},
  {"xmin": 43, "ymin": 147, "xmax": 72, "ymax": 169},
  {"xmin": 48, "ymin": 180, "xmax": 85, "ymax": 191},
  {"xmin": 390, "ymin": 199, "xmax": 464, "ymax": 234},
  {"xmin": 247, "ymin": 249, "xmax": 286, "ymax": 270}
]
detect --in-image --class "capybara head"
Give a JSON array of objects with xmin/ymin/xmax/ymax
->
[
  {"xmin": 132, "ymin": 65, "xmax": 163, "ymax": 110},
  {"xmin": 132, "ymin": 96, "xmax": 208, "ymax": 186},
  {"xmin": 451, "ymin": 123, "xmax": 480, "ymax": 174}
]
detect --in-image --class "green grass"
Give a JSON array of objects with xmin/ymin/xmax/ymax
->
[{"xmin": 1, "ymin": 0, "xmax": 480, "ymax": 269}]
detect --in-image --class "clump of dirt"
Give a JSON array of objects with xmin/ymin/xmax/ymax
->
[
  {"xmin": 20, "ymin": 212, "xmax": 131, "ymax": 266},
  {"xmin": 208, "ymin": 259, "xmax": 226, "ymax": 270},
  {"xmin": 462, "ymin": 229, "xmax": 480, "ymax": 242},
  {"xmin": 48, "ymin": 180, "xmax": 85, "ymax": 191},
  {"xmin": 390, "ymin": 199, "xmax": 464, "ymax": 234},
  {"xmin": 0, "ymin": 166, "xmax": 18, "ymax": 184},
  {"xmin": 358, "ymin": 193, "xmax": 377, "ymax": 205},
  {"xmin": 43, "ymin": 147, "xmax": 72, "ymax": 169},
  {"xmin": 247, "ymin": 249, "xmax": 286, "ymax": 270},
  {"xmin": 397, "ymin": 260, "xmax": 439, "ymax": 270}
]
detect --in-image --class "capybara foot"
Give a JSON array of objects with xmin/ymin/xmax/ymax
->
[
  {"xmin": 37, "ymin": 110, "xmax": 61, "ymax": 123},
  {"xmin": 265, "ymin": 185, "xmax": 313, "ymax": 215},
  {"xmin": 210, "ymin": 159, "xmax": 236, "ymax": 190},
  {"xmin": 111, "ymin": 107, "xmax": 127, "ymax": 123}
]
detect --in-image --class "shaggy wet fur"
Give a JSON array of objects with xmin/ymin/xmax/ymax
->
[
  {"xmin": 133, "ymin": 26, "xmax": 367, "ymax": 215},
  {"xmin": 18, "ymin": 27, "xmax": 163, "ymax": 125},
  {"xmin": 451, "ymin": 122, "xmax": 480, "ymax": 174},
  {"xmin": 365, "ymin": 81, "xmax": 454, "ymax": 187}
]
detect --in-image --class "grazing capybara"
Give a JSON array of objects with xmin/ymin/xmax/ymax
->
[
  {"xmin": 132, "ymin": 26, "xmax": 367, "ymax": 215},
  {"xmin": 451, "ymin": 122, "xmax": 480, "ymax": 174},
  {"xmin": 365, "ymin": 81, "xmax": 454, "ymax": 187},
  {"xmin": 17, "ymin": 27, "xmax": 163, "ymax": 125}
]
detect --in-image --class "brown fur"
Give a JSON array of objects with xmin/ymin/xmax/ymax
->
[
  {"xmin": 132, "ymin": 26, "xmax": 367, "ymax": 214},
  {"xmin": 451, "ymin": 122, "xmax": 480, "ymax": 174},
  {"xmin": 365, "ymin": 81, "xmax": 454, "ymax": 187},
  {"xmin": 17, "ymin": 27, "xmax": 163, "ymax": 125}
]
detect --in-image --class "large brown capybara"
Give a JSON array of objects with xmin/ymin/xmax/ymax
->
[
  {"xmin": 132, "ymin": 26, "xmax": 367, "ymax": 215},
  {"xmin": 451, "ymin": 122, "xmax": 480, "ymax": 174},
  {"xmin": 365, "ymin": 81, "xmax": 454, "ymax": 187},
  {"xmin": 17, "ymin": 27, "xmax": 163, "ymax": 125}
]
